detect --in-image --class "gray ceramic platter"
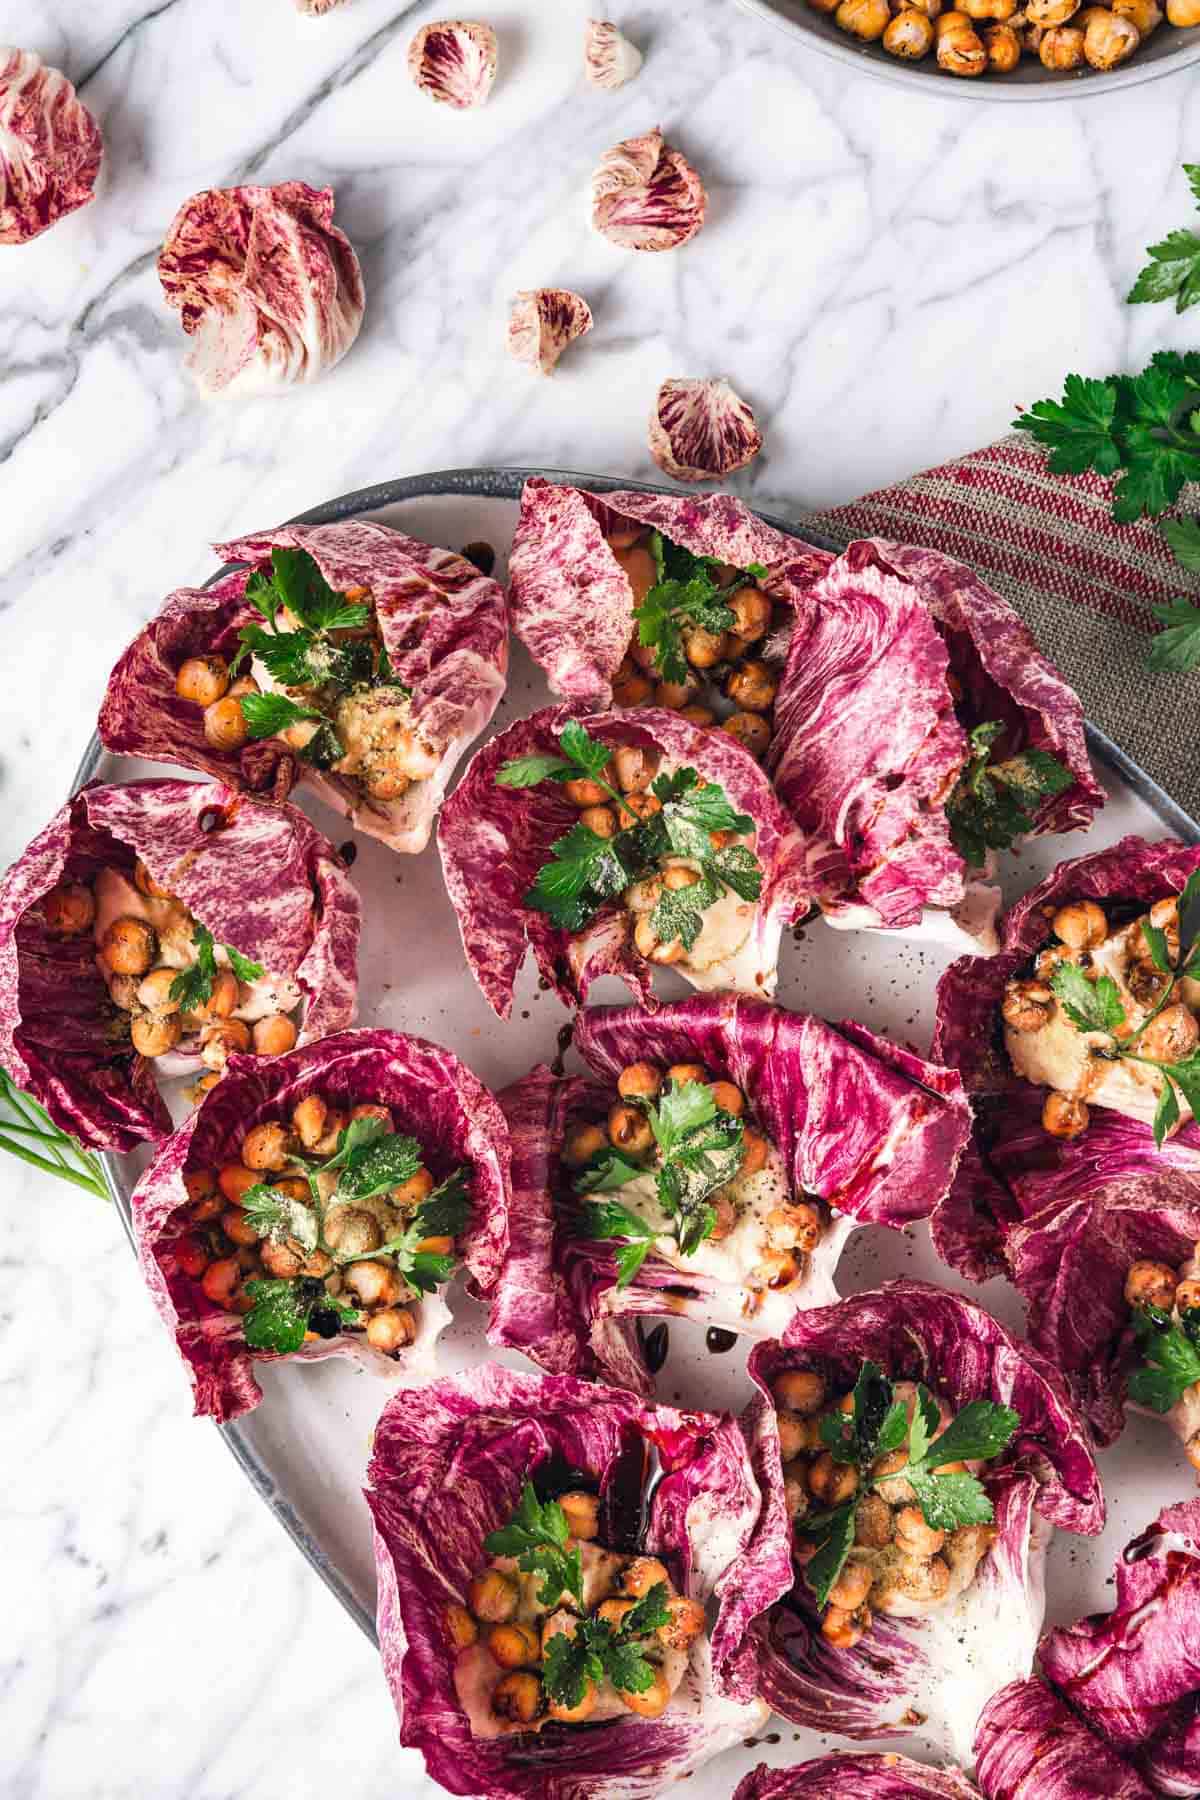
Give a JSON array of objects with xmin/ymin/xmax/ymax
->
[
  {"xmin": 77, "ymin": 467, "xmax": 1200, "ymax": 1794},
  {"xmin": 736, "ymin": 0, "xmax": 1200, "ymax": 100}
]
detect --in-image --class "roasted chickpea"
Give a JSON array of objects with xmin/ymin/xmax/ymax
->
[
  {"xmin": 633, "ymin": 914, "xmax": 685, "ymax": 965},
  {"xmin": 1001, "ymin": 979, "xmax": 1054, "ymax": 1033},
  {"xmin": 773, "ymin": 1370, "xmax": 827, "ymax": 1416},
  {"xmin": 766, "ymin": 1202, "xmax": 822, "ymax": 1254},
  {"xmin": 654, "ymin": 678, "xmax": 699, "ymax": 710},
  {"xmin": 618, "ymin": 1667, "xmax": 672, "ymax": 1718},
  {"xmin": 622, "ymin": 1555, "xmax": 672, "ymax": 1599},
  {"xmin": 1043, "ymin": 1091, "xmax": 1089, "ymax": 1138},
  {"xmin": 872, "ymin": 1449, "xmax": 915, "ymax": 1505},
  {"xmin": 200, "ymin": 1018, "xmax": 252, "ymax": 1071},
  {"xmin": 203, "ymin": 696, "xmax": 250, "ymax": 752},
  {"xmin": 740, "ymin": 1129, "xmax": 769, "ymax": 1176},
  {"xmin": 564, "ymin": 1122, "xmax": 608, "ymax": 1168},
  {"xmin": 808, "ymin": 1452, "xmax": 859, "ymax": 1506},
  {"xmin": 558, "ymin": 1491, "xmax": 600, "ymax": 1541},
  {"xmin": 44, "ymin": 882, "xmax": 95, "ymax": 935},
  {"xmin": 855, "ymin": 1495, "xmax": 895, "ymax": 1548},
  {"xmin": 218, "ymin": 1163, "xmax": 259, "ymax": 1204},
  {"xmin": 1039, "ymin": 22, "xmax": 1085, "ymax": 63},
  {"xmin": 907, "ymin": 0, "xmax": 945, "ymax": 13},
  {"xmin": 836, "ymin": 0, "xmax": 892, "ymax": 30},
  {"xmin": 727, "ymin": 586, "xmax": 772, "ymax": 642},
  {"xmin": 983, "ymin": 19, "xmax": 1022, "ymax": 60},
  {"xmin": 683, "ymin": 626, "xmax": 728, "ymax": 670},
  {"xmin": 131, "ymin": 1011, "xmax": 183, "ymax": 1058},
  {"xmin": 961, "ymin": 0, "xmax": 1016, "ymax": 15},
  {"xmin": 189, "ymin": 968, "xmax": 238, "ymax": 1022},
  {"xmin": 618, "ymin": 1061, "xmax": 663, "ymax": 1101},
  {"xmin": 726, "ymin": 661, "xmax": 778, "ymax": 713},
  {"xmin": 678, "ymin": 705, "xmax": 717, "ymax": 727},
  {"xmin": 135, "ymin": 967, "xmax": 181, "ymax": 1016},
  {"xmin": 777, "ymin": 1410, "xmax": 818, "ymax": 1459},
  {"xmin": 548, "ymin": 1683, "xmax": 598, "ymax": 1724},
  {"xmin": 616, "ymin": 792, "xmax": 663, "ymax": 829},
  {"xmin": 1177, "ymin": 1278, "xmax": 1200, "ymax": 1314},
  {"xmin": 821, "ymin": 1605, "xmax": 867, "ymax": 1649},
  {"xmin": 828, "ymin": 1561, "xmax": 874, "ymax": 1610},
  {"xmin": 935, "ymin": 9, "xmax": 988, "ymax": 66},
  {"xmin": 469, "ymin": 1568, "xmax": 519, "ymax": 1622},
  {"xmin": 629, "ymin": 639, "xmax": 659, "ymax": 675},
  {"xmin": 175, "ymin": 656, "xmax": 231, "ymax": 707},
  {"xmin": 1124, "ymin": 1259, "xmax": 1179, "ymax": 1311},
  {"xmin": 174, "ymin": 1235, "xmax": 210, "ymax": 1279},
  {"xmin": 613, "ymin": 671, "xmax": 654, "ymax": 707},
  {"xmin": 486, "ymin": 1622, "xmax": 541, "ymax": 1669},
  {"xmin": 1052, "ymin": 900, "xmax": 1107, "ymax": 950},
  {"xmin": 1166, "ymin": 0, "xmax": 1200, "ymax": 21},
  {"xmin": 345, "ymin": 1260, "xmax": 404, "ymax": 1307},
  {"xmin": 324, "ymin": 1205, "xmax": 382, "ymax": 1256},
  {"xmin": 1112, "ymin": 0, "xmax": 1161, "ymax": 23},
  {"xmin": 366, "ymin": 1307, "xmax": 417, "ymax": 1352},
  {"xmin": 260, "ymin": 1238, "xmax": 304, "ymax": 1278},
  {"xmin": 723, "ymin": 712, "xmax": 772, "ymax": 759},
  {"xmin": 885, "ymin": 8, "xmax": 937, "ymax": 49},
  {"xmin": 708, "ymin": 1080, "xmax": 746, "ymax": 1117},
  {"xmin": 101, "ymin": 916, "xmax": 157, "ymax": 976},
  {"xmin": 241, "ymin": 1121, "xmax": 291, "ymax": 1171},
  {"xmin": 575, "ymin": 804, "xmax": 617, "ymax": 841},
  {"xmin": 253, "ymin": 1014, "xmax": 298, "ymax": 1057},
  {"xmin": 611, "ymin": 544, "xmax": 658, "ymax": 605},
  {"xmin": 807, "ymin": 0, "xmax": 841, "ymax": 14},
  {"xmin": 185, "ymin": 1166, "xmax": 218, "ymax": 1206},
  {"xmin": 292, "ymin": 1094, "xmax": 328, "ymax": 1149},
  {"xmin": 612, "ymin": 745, "xmax": 659, "ymax": 794},
  {"xmin": 563, "ymin": 777, "xmax": 609, "ymax": 809},
  {"xmin": 1139, "ymin": 1004, "xmax": 1199, "ymax": 1064},
  {"xmin": 444, "ymin": 1603, "xmax": 478, "ymax": 1650},
  {"xmin": 624, "ymin": 875, "xmax": 663, "ymax": 915},
  {"xmin": 201, "ymin": 1256, "xmax": 242, "ymax": 1306},
  {"xmin": 272, "ymin": 1176, "xmax": 310, "ymax": 1203},
  {"xmin": 392, "ymin": 1170, "xmax": 435, "ymax": 1217},
  {"xmin": 491, "ymin": 1671, "xmax": 544, "ymax": 1725},
  {"xmin": 607, "ymin": 1102, "xmax": 655, "ymax": 1155},
  {"xmin": 895, "ymin": 1507, "xmax": 947, "ymax": 1559},
  {"xmin": 657, "ymin": 1594, "xmax": 707, "ymax": 1651}
]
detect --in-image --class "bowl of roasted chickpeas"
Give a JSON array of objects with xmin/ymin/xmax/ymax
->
[{"xmin": 736, "ymin": 0, "xmax": 1200, "ymax": 96}]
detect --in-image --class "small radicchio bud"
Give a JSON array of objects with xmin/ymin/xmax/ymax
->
[
  {"xmin": 408, "ymin": 20, "xmax": 498, "ymax": 109},
  {"xmin": 648, "ymin": 378, "xmax": 764, "ymax": 483},
  {"xmin": 584, "ymin": 19, "xmax": 644, "ymax": 90},
  {"xmin": 507, "ymin": 288, "xmax": 593, "ymax": 376},
  {"xmin": 0, "ymin": 48, "xmax": 103, "ymax": 246},
  {"xmin": 157, "ymin": 181, "xmax": 365, "ymax": 398},
  {"xmin": 590, "ymin": 127, "xmax": 706, "ymax": 254},
  {"xmin": 293, "ymin": 0, "xmax": 351, "ymax": 12}
]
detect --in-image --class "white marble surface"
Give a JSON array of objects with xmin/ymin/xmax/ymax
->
[{"xmin": 4, "ymin": 2, "xmax": 1200, "ymax": 1796}]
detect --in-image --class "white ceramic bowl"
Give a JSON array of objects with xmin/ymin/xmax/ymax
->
[{"xmin": 737, "ymin": 0, "xmax": 1200, "ymax": 100}]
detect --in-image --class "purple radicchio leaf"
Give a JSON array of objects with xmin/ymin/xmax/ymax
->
[
  {"xmin": 0, "ymin": 779, "xmax": 360, "ymax": 1153},
  {"xmin": 365, "ymin": 1363, "xmax": 787, "ymax": 1799},
  {"xmin": 130, "ymin": 1028, "xmax": 510, "ymax": 1420},
  {"xmin": 734, "ymin": 1754, "xmax": 981, "ymax": 1799},
  {"xmin": 0, "ymin": 48, "xmax": 102, "ymax": 245}
]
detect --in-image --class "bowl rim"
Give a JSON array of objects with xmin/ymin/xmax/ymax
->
[{"xmin": 734, "ymin": 0, "xmax": 1200, "ymax": 102}]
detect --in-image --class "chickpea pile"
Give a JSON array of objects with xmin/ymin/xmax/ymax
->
[
  {"xmin": 605, "ymin": 525, "xmax": 783, "ymax": 763},
  {"xmin": 1125, "ymin": 1252, "xmax": 1200, "ymax": 1472},
  {"xmin": 1002, "ymin": 894, "xmax": 1199, "ymax": 1142},
  {"xmin": 42, "ymin": 859, "xmax": 298, "ymax": 1089},
  {"xmin": 812, "ymin": 0, "xmax": 1189, "ymax": 79},
  {"xmin": 446, "ymin": 1494, "xmax": 706, "ymax": 1729},
  {"xmin": 554, "ymin": 741, "xmax": 759, "ymax": 970},
  {"xmin": 563, "ymin": 1059, "xmax": 827, "ymax": 1286},
  {"xmin": 174, "ymin": 1096, "xmax": 447, "ymax": 1354},
  {"xmin": 175, "ymin": 586, "xmax": 440, "ymax": 807},
  {"xmin": 772, "ymin": 1369, "xmax": 996, "ymax": 1651}
]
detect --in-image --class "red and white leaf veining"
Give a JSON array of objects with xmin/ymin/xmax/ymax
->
[
  {"xmin": 591, "ymin": 125, "xmax": 707, "ymax": 253},
  {"xmin": 584, "ymin": 19, "xmax": 644, "ymax": 89},
  {"xmin": 649, "ymin": 376, "xmax": 764, "ymax": 482},
  {"xmin": 0, "ymin": 48, "xmax": 102, "ymax": 246},
  {"xmin": 408, "ymin": 20, "xmax": 498, "ymax": 109},
  {"xmin": 507, "ymin": 288, "xmax": 593, "ymax": 375}
]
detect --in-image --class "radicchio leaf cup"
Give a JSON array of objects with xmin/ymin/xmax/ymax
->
[
  {"xmin": 98, "ymin": 518, "xmax": 509, "ymax": 855},
  {"xmin": 974, "ymin": 1498, "xmax": 1200, "ymax": 1798},
  {"xmin": 436, "ymin": 703, "xmax": 812, "ymax": 1018},
  {"xmin": 769, "ymin": 539, "xmax": 1102, "ymax": 938},
  {"xmin": 734, "ymin": 1757, "xmax": 981, "ymax": 1799},
  {"xmin": 746, "ymin": 1281, "xmax": 1104, "ymax": 1766},
  {"xmin": 930, "ymin": 836, "xmax": 1200, "ymax": 1290},
  {"xmin": 365, "ymin": 1363, "xmax": 785, "ymax": 1800},
  {"xmin": 130, "ymin": 1028, "xmax": 510, "ymax": 1420},
  {"xmin": 507, "ymin": 476, "xmax": 832, "ymax": 707},
  {"xmin": 0, "ymin": 779, "xmax": 360, "ymax": 1153},
  {"xmin": 486, "ymin": 995, "xmax": 972, "ymax": 1393}
]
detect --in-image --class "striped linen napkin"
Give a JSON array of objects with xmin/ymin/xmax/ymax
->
[{"xmin": 803, "ymin": 433, "xmax": 1200, "ymax": 824}]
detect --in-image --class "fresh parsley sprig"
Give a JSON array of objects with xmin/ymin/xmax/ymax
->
[
  {"xmin": 168, "ymin": 922, "xmax": 264, "ymax": 1011},
  {"xmin": 484, "ymin": 1481, "xmax": 585, "ymax": 1610},
  {"xmin": 542, "ymin": 1583, "xmax": 671, "ymax": 1708},
  {"xmin": 946, "ymin": 721, "xmax": 1073, "ymax": 867},
  {"xmin": 1128, "ymin": 165, "xmax": 1200, "ymax": 315},
  {"xmin": 798, "ymin": 1363, "xmax": 1019, "ymax": 1609},
  {"xmin": 634, "ymin": 533, "xmax": 739, "ymax": 685},
  {"xmin": 1128, "ymin": 1302, "xmax": 1200, "ymax": 1412},
  {"xmin": 0, "ymin": 1069, "xmax": 108, "ymax": 1199},
  {"xmin": 575, "ymin": 1077, "xmax": 745, "ymax": 1284},
  {"xmin": 495, "ymin": 722, "xmax": 763, "ymax": 940},
  {"xmin": 1046, "ymin": 870, "xmax": 1200, "ymax": 1147},
  {"xmin": 242, "ymin": 1276, "xmax": 361, "ymax": 1354}
]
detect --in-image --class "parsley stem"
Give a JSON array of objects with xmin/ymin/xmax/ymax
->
[{"xmin": 0, "ymin": 1130, "xmax": 108, "ymax": 1196}]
